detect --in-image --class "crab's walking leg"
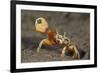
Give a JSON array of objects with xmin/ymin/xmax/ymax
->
[
  {"xmin": 72, "ymin": 46, "xmax": 80, "ymax": 59},
  {"xmin": 37, "ymin": 39, "xmax": 45, "ymax": 53},
  {"xmin": 61, "ymin": 46, "xmax": 67, "ymax": 57}
]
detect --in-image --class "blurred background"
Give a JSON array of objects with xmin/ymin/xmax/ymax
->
[{"xmin": 21, "ymin": 10, "xmax": 90, "ymax": 63}]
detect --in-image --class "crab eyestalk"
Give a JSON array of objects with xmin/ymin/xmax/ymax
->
[{"xmin": 64, "ymin": 32, "xmax": 66, "ymax": 39}]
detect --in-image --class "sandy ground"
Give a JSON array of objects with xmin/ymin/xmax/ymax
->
[{"xmin": 21, "ymin": 10, "xmax": 90, "ymax": 63}]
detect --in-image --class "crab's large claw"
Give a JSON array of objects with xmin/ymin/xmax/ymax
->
[{"xmin": 35, "ymin": 17, "xmax": 48, "ymax": 33}]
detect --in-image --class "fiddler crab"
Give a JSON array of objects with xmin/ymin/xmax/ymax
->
[{"xmin": 35, "ymin": 17, "xmax": 80, "ymax": 59}]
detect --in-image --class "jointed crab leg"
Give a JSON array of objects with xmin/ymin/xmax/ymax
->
[
  {"xmin": 37, "ymin": 39, "xmax": 45, "ymax": 53},
  {"xmin": 61, "ymin": 46, "xmax": 67, "ymax": 57},
  {"xmin": 72, "ymin": 46, "xmax": 80, "ymax": 59}
]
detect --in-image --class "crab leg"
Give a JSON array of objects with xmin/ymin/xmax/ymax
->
[
  {"xmin": 37, "ymin": 39, "xmax": 45, "ymax": 53},
  {"xmin": 61, "ymin": 46, "xmax": 67, "ymax": 57}
]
